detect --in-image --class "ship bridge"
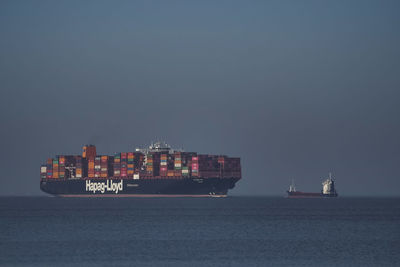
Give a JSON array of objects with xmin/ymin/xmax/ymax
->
[{"xmin": 135, "ymin": 141, "xmax": 183, "ymax": 154}]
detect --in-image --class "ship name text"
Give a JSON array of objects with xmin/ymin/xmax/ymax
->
[{"xmin": 85, "ymin": 180, "xmax": 123, "ymax": 194}]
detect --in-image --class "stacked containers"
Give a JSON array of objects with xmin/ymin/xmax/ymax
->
[
  {"xmin": 40, "ymin": 165, "xmax": 47, "ymax": 179},
  {"xmin": 121, "ymin": 153, "xmax": 127, "ymax": 178},
  {"xmin": 182, "ymin": 166, "xmax": 189, "ymax": 177},
  {"xmin": 108, "ymin": 156, "xmax": 114, "ymax": 177},
  {"xmin": 198, "ymin": 155, "xmax": 216, "ymax": 178},
  {"xmin": 223, "ymin": 157, "xmax": 241, "ymax": 178},
  {"xmin": 88, "ymin": 158, "xmax": 95, "ymax": 178},
  {"xmin": 146, "ymin": 153, "xmax": 153, "ymax": 174},
  {"xmin": 46, "ymin": 158, "xmax": 53, "ymax": 178},
  {"xmin": 160, "ymin": 153, "xmax": 167, "ymax": 176},
  {"xmin": 127, "ymin": 152, "xmax": 134, "ymax": 177},
  {"xmin": 191, "ymin": 156, "xmax": 198, "ymax": 177},
  {"xmin": 101, "ymin": 156, "xmax": 108, "ymax": 178},
  {"xmin": 218, "ymin": 156, "xmax": 225, "ymax": 178},
  {"xmin": 59, "ymin": 156, "xmax": 65, "ymax": 179},
  {"xmin": 174, "ymin": 152, "xmax": 182, "ymax": 170},
  {"xmin": 53, "ymin": 157, "xmax": 59, "ymax": 178},
  {"xmin": 82, "ymin": 145, "xmax": 96, "ymax": 159},
  {"xmin": 94, "ymin": 156, "xmax": 101, "ymax": 178},
  {"xmin": 174, "ymin": 152, "xmax": 182, "ymax": 177},
  {"xmin": 152, "ymin": 153, "xmax": 161, "ymax": 177},
  {"xmin": 113, "ymin": 153, "xmax": 121, "ymax": 177},
  {"xmin": 75, "ymin": 156, "xmax": 83, "ymax": 178}
]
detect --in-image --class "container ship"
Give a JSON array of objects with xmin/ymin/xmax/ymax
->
[
  {"xmin": 286, "ymin": 173, "xmax": 338, "ymax": 198},
  {"xmin": 40, "ymin": 142, "xmax": 241, "ymax": 197}
]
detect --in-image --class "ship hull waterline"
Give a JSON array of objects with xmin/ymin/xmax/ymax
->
[{"xmin": 286, "ymin": 191, "xmax": 338, "ymax": 198}]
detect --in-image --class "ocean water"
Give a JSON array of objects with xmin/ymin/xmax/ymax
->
[{"xmin": 0, "ymin": 197, "xmax": 399, "ymax": 266}]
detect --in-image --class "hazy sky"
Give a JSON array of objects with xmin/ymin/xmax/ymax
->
[{"xmin": 0, "ymin": 0, "xmax": 399, "ymax": 196}]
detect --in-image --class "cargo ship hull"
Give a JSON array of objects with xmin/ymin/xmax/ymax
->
[
  {"xmin": 40, "ymin": 177, "xmax": 239, "ymax": 197},
  {"xmin": 286, "ymin": 191, "xmax": 338, "ymax": 198}
]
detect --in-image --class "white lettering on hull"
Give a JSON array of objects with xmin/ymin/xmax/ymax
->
[{"xmin": 85, "ymin": 180, "xmax": 123, "ymax": 194}]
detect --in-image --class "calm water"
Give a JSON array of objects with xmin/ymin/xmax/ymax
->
[{"xmin": 0, "ymin": 196, "xmax": 399, "ymax": 266}]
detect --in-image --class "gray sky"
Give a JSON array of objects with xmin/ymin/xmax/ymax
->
[{"xmin": 0, "ymin": 0, "xmax": 399, "ymax": 196}]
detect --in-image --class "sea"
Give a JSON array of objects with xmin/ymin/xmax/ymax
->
[{"xmin": 0, "ymin": 196, "xmax": 399, "ymax": 266}]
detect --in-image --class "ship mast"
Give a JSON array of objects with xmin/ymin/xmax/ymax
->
[{"xmin": 289, "ymin": 179, "xmax": 296, "ymax": 192}]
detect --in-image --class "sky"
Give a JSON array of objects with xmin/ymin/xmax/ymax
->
[{"xmin": 0, "ymin": 0, "xmax": 399, "ymax": 196}]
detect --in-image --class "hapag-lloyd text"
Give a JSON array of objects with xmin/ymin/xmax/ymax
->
[{"xmin": 86, "ymin": 180, "xmax": 123, "ymax": 194}]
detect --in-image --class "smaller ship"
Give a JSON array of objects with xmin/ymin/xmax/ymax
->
[{"xmin": 287, "ymin": 173, "xmax": 338, "ymax": 198}]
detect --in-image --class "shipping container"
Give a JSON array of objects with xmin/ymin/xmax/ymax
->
[{"xmin": 40, "ymin": 166, "xmax": 47, "ymax": 173}]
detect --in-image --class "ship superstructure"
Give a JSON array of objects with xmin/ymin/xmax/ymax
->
[{"xmin": 322, "ymin": 173, "xmax": 338, "ymax": 197}]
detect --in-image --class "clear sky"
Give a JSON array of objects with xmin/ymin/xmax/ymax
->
[{"xmin": 0, "ymin": 0, "xmax": 399, "ymax": 196}]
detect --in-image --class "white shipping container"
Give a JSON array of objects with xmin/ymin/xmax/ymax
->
[
  {"xmin": 101, "ymin": 168, "xmax": 107, "ymax": 172},
  {"xmin": 76, "ymin": 173, "xmax": 82, "ymax": 178},
  {"xmin": 160, "ymin": 162, "xmax": 167, "ymax": 166},
  {"xmin": 174, "ymin": 163, "xmax": 182, "ymax": 167},
  {"xmin": 41, "ymin": 167, "xmax": 47, "ymax": 173},
  {"xmin": 134, "ymin": 174, "xmax": 140, "ymax": 180}
]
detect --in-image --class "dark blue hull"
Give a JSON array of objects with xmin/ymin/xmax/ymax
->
[{"xmin": 40, "ymin": 177, "xmax": 240, "ymax": 197}]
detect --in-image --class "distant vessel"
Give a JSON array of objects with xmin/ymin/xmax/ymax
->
[{"xmin": 287, "ymin": 173, "xmax": 338, "ymax": 198}]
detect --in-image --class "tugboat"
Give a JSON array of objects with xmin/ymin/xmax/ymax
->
[{"xmin": 287, "ymin": 173, "xmax": 338, "ymax": 198}]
